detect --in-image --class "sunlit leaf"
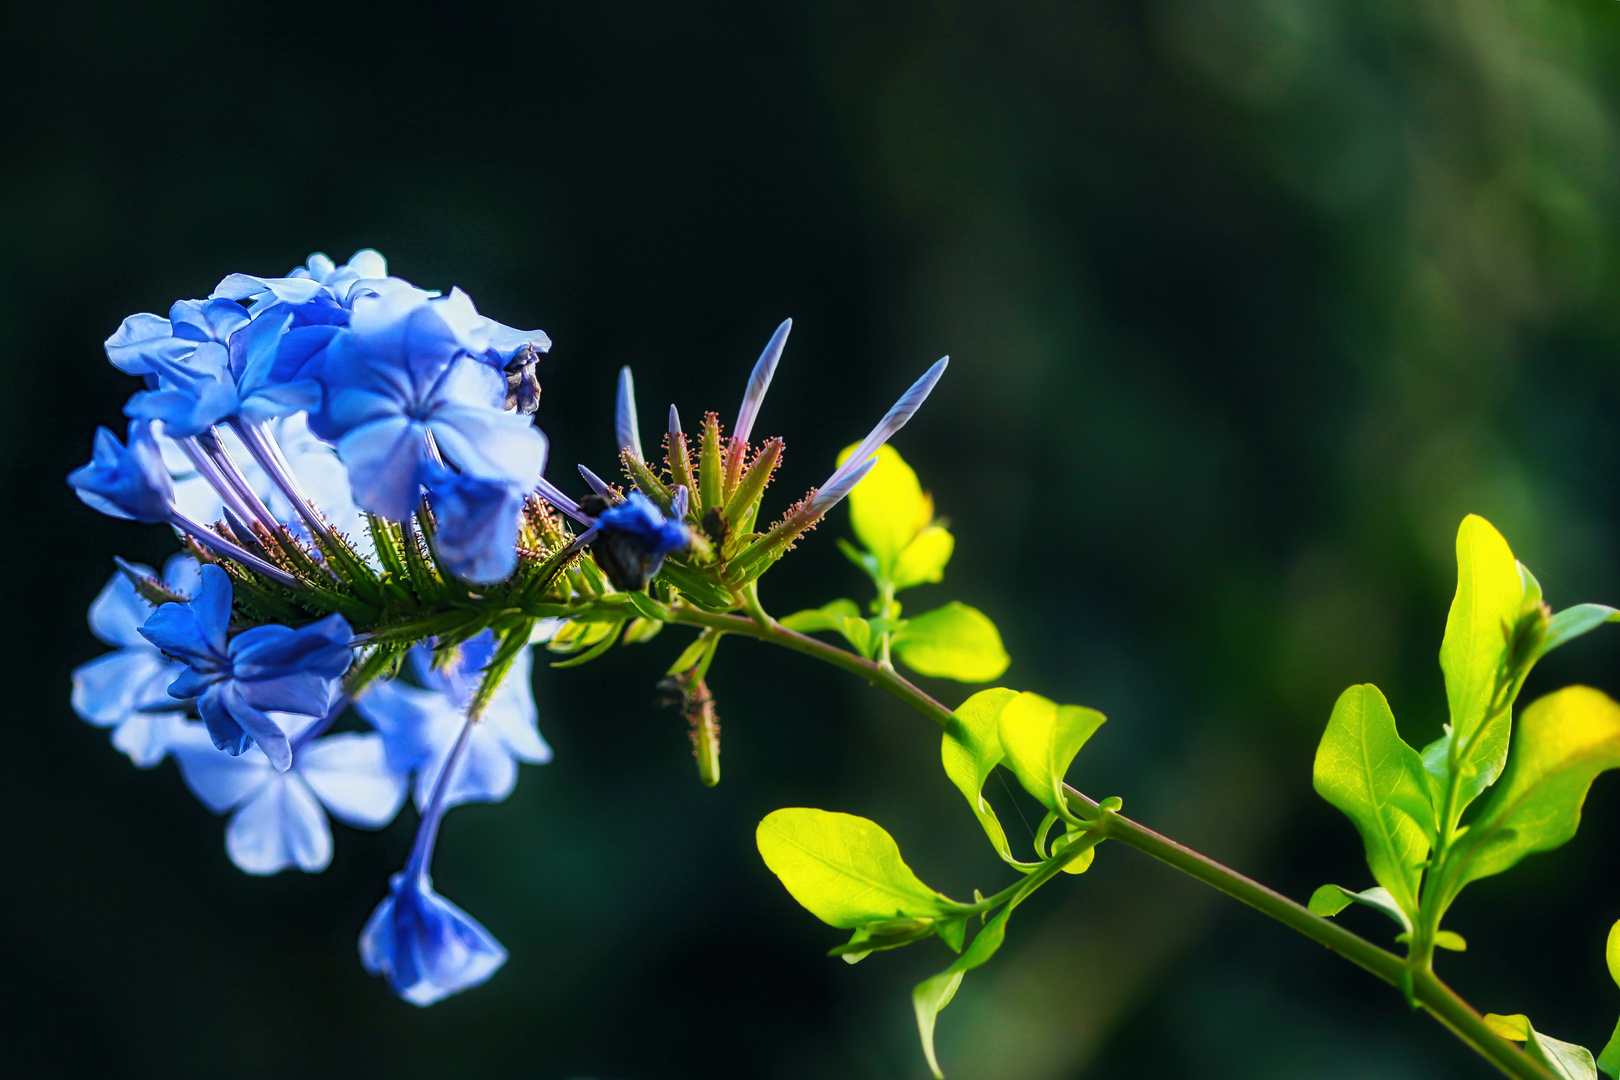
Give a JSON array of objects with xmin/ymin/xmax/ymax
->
[
  {"xmin": 780, "ymin": 598, "xmax": 861, "ymax": 634},
  {"xmin": 838, "ymin": 616, "xmax": 874, "ymax": 657},
  {"xmin": 1439, "ymin": 514, "xmax": 1523, "ymax": 755},
  {"xmin": 1485, "ymin": 1014, "xmax": 1598, "ymax": 1080},
  {"xmin": 1049, "ymin": 827, "xmax": 1097, "ymax": 874},
  {"xmin": 894, "ymin": 602, "xmax": 1011, "ymax": 682},
  {"xmin": 1599, "ymin": 921, "xmax": 1620, "ymax": 1078},
  {"xmin": 997, "ymin": 691, "xmax": 1106, "ymax": 812},
  {"xmin": 913, "ymin": 907, "xmax": 1012, "ymax": 1079},
  {"xmin": 1312, "ymin": 684, "xmax": 1432, "ymax": 916},
  {"xmin": 756, "ymin": 808, "xmax": 951, "ymax": 928},
  {"xmin": 941, "ymin": 688, "xmax": 1020, "ymax": 862},
  {"xmin": 622, "ymin": 616, "xmax": 662, "ymax": 644},
  {"xmin": 893, "ymin": 524, "xmax": 955, "ymax": 591},
  {"xmin": 1446, "ymin": 686, "xmax": 1620, "ymax": 891},
  {"xmin": 1307, "ymin": 883, "xmax": 1412, "ymax": 934},
  {"xmin": 837, "ymin": 443, "xmax": 933, "ymax": 576},
  {"xmin": 1434, "ymin": 930, "xmax": 1467, "ymax": 951}
]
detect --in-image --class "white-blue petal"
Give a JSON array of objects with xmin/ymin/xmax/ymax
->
[
  {"xmin": 111, "ymin": 712, "xmax": 188, "ymax": 768},
  {"xmin": 299, "ymin": 733, "xmax": 409, "ymax": 829},
  {"xmin": 71, "ymin": 648, "xmax": 177, "ymax": 726},
  {"xmin": 226, "ymin": 770, "xmax": 332, "ymax": 874},
  {"xmin": 87, "ymin": 567, "xmax": 158, "ymax": 647},
  {"xmin": 172, "ymin": 722, "xmax": 272, "ymax": 812}
]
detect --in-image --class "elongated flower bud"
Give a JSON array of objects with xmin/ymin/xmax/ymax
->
[{"xmin": 734, "ymin": 318, "xmax": 791, "ymax": 445}]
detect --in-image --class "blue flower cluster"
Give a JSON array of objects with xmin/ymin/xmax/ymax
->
[
  {"xmin": 69, "ymin": 248, "xmax": 948, "ymax": 1008},
  {"xmin": 70, "ymin": 250, "xmax": 564, "ymax": 1005}
]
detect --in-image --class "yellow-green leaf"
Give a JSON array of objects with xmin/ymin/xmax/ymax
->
[
  {"xmin": 996, "ymin": 691, "xmax": 1106, "ymax": 812},
  {"xmin": 1307, "ymin": 883, "xmax": 1412, "ymax": 934},
  {"xmin": 838, "ymin": 443, "xmax": 932, "ymax": 575},
  {"xmin": 894, "ymin": 602, "xmax": 1010, "ymax": 682},
  {"xmin": 893, "ymin": 524, "xmax": 955, "ymax": 591},
  {"xmin": 756, "ymin": 808, "xmax": 950, "ymax": 927},
  {"xmin": 1448, "ymin": 685, "xmax": 1620, "ymax": 891},
  {"xmin": 913, "ymin": 906, "xmax": 1012, "ymax": 1078},
  {"xmin": 1599, "ymin": 921, "xmax": 1620, "ymax": 1076},
  {"xmin": 1312, "ymin": 684, "xmax": 1432, "ymax": 916},
  {"xmin": 1484, "ymin": 1015, "xmax": 1598, "ymax": 1080},
  {"xmin": 940, "ymin": 688, "xmax": 1020, "ymax": 861},
  {"xmin": 1440, "ymin": 515, "xmax": 1524, "ymax": 749},
  {"xmin": 780, "ymin": 599, "xmax": 861, "ymax": 634}
]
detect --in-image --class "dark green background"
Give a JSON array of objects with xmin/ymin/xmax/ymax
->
[{"xmin": 6, "ymin": 1, "xmax": 1620, "ymax": 1077}]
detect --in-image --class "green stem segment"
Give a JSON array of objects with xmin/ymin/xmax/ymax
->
[{"xmin": 662, "ymin": 603, "xmax": 1556, "ymax": 1080}]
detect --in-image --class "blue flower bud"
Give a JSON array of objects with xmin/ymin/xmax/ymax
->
[{"xmin": 591, "ymin": 492, "xmax": 692, "ymax": 591}]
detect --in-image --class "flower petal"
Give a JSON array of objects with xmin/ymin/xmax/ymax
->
[
  {"xmin": 299, "ymin": 733, "xmax": 409, "ymax": 829},
  {"xmin": 226, "ymin": 770, "xmax": 332, "ymax": 874}
]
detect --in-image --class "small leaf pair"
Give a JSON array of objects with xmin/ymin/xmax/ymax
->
[
  {"xmin": 781, "ymin": 599, "xmax": 1010, "ymax": 681},
  {"xmin": 942, "ymin": 688, "xmax": 1106, "ymax": 867}
]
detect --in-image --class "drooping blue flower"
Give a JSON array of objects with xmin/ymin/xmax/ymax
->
[
  {"xmin": 68, "ymin": 419, "xmax": 175, "ymax": 522},
  {"xmin": 591, "ymin": 492, "xmax": 692, "ymax": 591},
  {"xmin": 354, "ymin": 631, "xmax": 549, "ymax": 810},
  {"xmin": 172, "ymin": 714, "xmax": 407, "ymax": 875},
  {"xmin": 360, "ymin": 869, "xmax": 508, "ymax": 1006},
  {"xmin": 310, "ymin": 287, "xmax": 548, "ymax": 521},
  {"xmin": 422, "ymin": 463, "xmax": 528, "ymax": 584},
  {"xmin": 139, "ymin": 565, "xmax": 354, "ymax": 771},
  {"xmin": 71, "ymin": 555, "xmax": 202, "ymax": 767}
]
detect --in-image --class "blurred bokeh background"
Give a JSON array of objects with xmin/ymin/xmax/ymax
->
[{"xmin": 6, "ymin": 1, "xmax": 1620, "ymax": 1077}]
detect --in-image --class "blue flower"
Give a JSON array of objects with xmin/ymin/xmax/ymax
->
[
  {"xmin": 422, "ymin": 464, "xmax": 529, "ymax": 584},
  {"xmin": 591, "ymin": 492, "xmax": 692, "ymax": 591},
  {"xmin": 71, "ymin": 555, "xmax": 201, "ymax": 767},
  {"xmin": 123, "ymin": 307, "xmax": 323, "ymax": 435},
  {"xmin": 68, "ymin": 419, "xmax": 175, "ymax": 522},
  {"xmin": 104, "ymin": 298, "xmax": 250, "ymax": 377},
  {"xmin": 139, "ymin": 565, "xmax": 354, "ymax": 771},
  {"xmin": 172, "ymin": 715, "xmax": 407, "ymax": 875},
  {"xmin": 310, "ymin": 287, "xmax": 548, "ymax": 521},
  {"xmin": 360, "ymin": 870, "xmax": 507, "ymax": 1006},
  {"xmin": 355, "ymin": 631, "xmax": 549, "ymax": 810}
]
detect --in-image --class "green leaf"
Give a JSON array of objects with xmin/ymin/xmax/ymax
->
[
  {"xmin": 893, "ymin": 602, "xmax": 1011, "ymax": 682},
  {"xmin": 835, "ymin": 538, "xmax": 882, "ymax": 585},
  {"xmin": 838, "ymin": 443, "xmax": 933, "ymax": 576},
  {"xmin": 1434, "ymin": 930, "xmax": 1467, "ymax": 952},
  {"xmin": 1049, "ymin": 827, "xmax": 1097, "ymax": 874},
  {"xmin": 1307, "ymin": 884, "xmax": 1413, "ymax": 935},
  {"xmin": 1312, "ymin": 684, "xmax": 1432, "ymax": 916},
  {"xmin": 1598, "ymin": 921, "xmax": 1620, "ymax": 1078},
  {"xmin": 1439, "ymin": 514, "xmax": 1524, "ymax": 751},
  {"xmin": 622, "ymin": 617, "xmax": 663, "ymax": 644},
  {"xmin": 829, "ymin": 917, "xmax": 940, "ymax": 964},
  {"xmin": 780, "ymin": 598, "xmax": 861, "ymax": 634},
  {"xmin": 666, "ymin": 634, "xmax": 712, "ymax": 675},
  {"xmin": 893, "ymin": 524, "xmax": 955, "ymax": 591},
  {"xmin": 838, "ymin": 616, "xmax": 874, "ymax": 657},
  {"xmin": 756, "ymin": 808, "xmax": 951, "ymax": 927},
  {"xmin": 1485, "ymin": 1015, "xmax": 1598, "ymax": 1080},
  {"xmin": 997, "ymin": 691, "xmax": 1107, "ymax": 813},
  {"xmin": 1445, "ymin": 685, "xmax": 1620, "ymax": 891},
  {"xmin": 1544, "ymin": 604, "xmax": 1620, "ymax": 656},
  {"xmin": 913, "ymin": 907, "xmax": 1012, "ymax": 1078},
  {"xmin": 547, "ymin": 618, "xmax": 621, "ymax": 653},
  {"xmin": 940, "ymin": 688, "xmax": 1021, "ymax": 862}
]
